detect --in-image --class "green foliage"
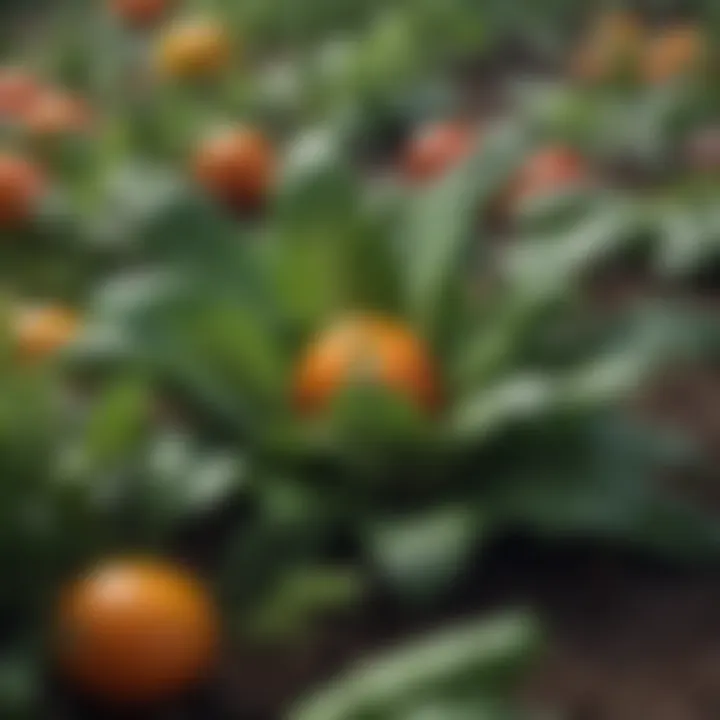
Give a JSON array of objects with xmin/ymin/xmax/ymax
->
[{"xmin": 290, "ymin": 611, "xmax": 541, "ymax": 720}]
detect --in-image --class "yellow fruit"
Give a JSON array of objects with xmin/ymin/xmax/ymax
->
[
  {"xmin": 14, "ymin": 305, "xmax": 78, "ymax": 362},
  {"xmin": 56, "ymin": 559, "xmax": 219, "ymax": 704},
  {"xmin": 294, "ymin": 315, "xmax": 441, "ymax": 415},
  {"xmin": 571, "ymin": 10, "xmax": 644, "ymax": 83},
  {"xmin": 155, "ymin": 18, "xmax": 232, "ymax": 80},
  {"xmin": 641, "ymin": 25, "xmax": 707, "ymax": 85}
]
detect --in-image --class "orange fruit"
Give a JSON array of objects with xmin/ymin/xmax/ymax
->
[
  {"xmin": 193, "ymin": 126, "xmax": 276, "ymax": 211},
  {"xmin": 0, "ymin": 154, "xmax": 46, "ymax": 228},
  {"xmin": 155, "ymin": 18, "xmax": 232, "ymax": 80},
  {"xmin": 110, "ymin": 0, "xmax": 173, "ymax": 27},
  {"xmin": 641, "ymin": 25, "xmax": 707, "ymax": 85},
  {"xmin": 571, "ymin": 10, "xmax": 644, "ymax": 83},
  {"xmin": 14, "ymin": 305, "xmax": 78, "ymax": 362},
  {"xmin": 0, "ymin": 67, "xmax": 45, "ymax": 122},
  {"xmin": 402, "ymin": 120, "xmax": 476, "ymax": 183},
  {"xmin": 56, "ymin": 559, "xmax": 219, "ymax": 704},
  {"xmin": 294, "ymin": 315, "xmax": 441, "ymax": 415},
  {"xmin": 24, "ymin": 91, "xmax": 92, "ymax": 138},
  {"xmin": 505, "ymin": 146, "xmax": 591, "ymax": 211}
]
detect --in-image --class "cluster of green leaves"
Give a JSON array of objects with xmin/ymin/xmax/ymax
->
[{"xmin": 64, "ymin": 118, "xmax": 720, "ymax": 621}]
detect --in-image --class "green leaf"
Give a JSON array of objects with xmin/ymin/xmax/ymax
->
[
  {"xmin": 79, "ymin": 374, "xmax": 151, "ymax": 473},
  {"xmin": 401, "ymin": 120, "xmax": 529, "ymax": 345},
  {"xmin": 291, "ymin": 611, "xmax": 541, "ymax": 720},
  {"xmin": 364, "ymin": 505, "xmax": 485, "ymax": 602}
]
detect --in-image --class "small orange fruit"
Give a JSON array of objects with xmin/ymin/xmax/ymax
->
[
  {"xmin": 14, "ymin": 305, "xmax": 78, "ymax": 362},
  {"xmin": 56, "ymin": 558, "xmax": 219, "ymax": 704},
  {"xmin": 0, "ymin": 67, "xmax": 44, "ymax": 122},
  {"xmin": 402, "ymin": 120, "xmax": 476, "ymax": 183},
  {"xmin": 294, "ymin": 315, "xmax": 441, "ymax": 415},
  {"xmin": 641, "ymin": 25, "xmax": 707, "ymax": 85},
  {"xmin": 193, "ymin": 126, "xmax": 276, "ymax": 211},
  {"xmin": 110, "ymin": 0, "xmax": 174, "ymax": 27},
  {"xmin": 505, "ymin": 146, "xmax": 591, "ymax": 212},
  {"xmin": 24, "ymin": 91, "xmax": 92, "ymax": 138},
  {"xmin": 0, "ymin": 154, "xmax": 46, "ymax": 229},
  {"xmin": 155, "ymin": 18, "xmax": 232, "ymax": 80},
  {"xmin": 571, "ymin": 10, "xmax": 644, "ymax": 83}
]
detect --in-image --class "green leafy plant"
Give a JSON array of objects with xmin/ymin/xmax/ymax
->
[{"xmin": 70, "ymin": 119, "xmax": 720, "ymax": 612}]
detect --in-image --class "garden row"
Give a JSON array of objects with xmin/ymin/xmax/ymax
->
[{"xmin": 2, "ymin": 2, "xmax": 720, "ymax": 719}]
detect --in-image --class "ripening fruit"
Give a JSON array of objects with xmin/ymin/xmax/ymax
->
[
  {"xmin": 24, "ymin": 91, "xmax": 92, "ymax": 138},
  {"xmin": 193, "ymin": 126, "xmax": 276, "ymax": 211},
  {"xmin": 155, "ymin": 18, "xmax": 232, "ymax": 80},
  {"xmin": 641, "ymin": 25, "xmax": 707, "ymax": 85},
  {"xmin": 571, "ymin": 10, "xmax": 644, "ymax": 83},
  {"xmin": 14, "ymin": 305, "xmax": 78, "ymax": 362},
  {"xmin": 505, "ymin": 146, "xmax": 591, "ymax": 211},
  {"xmin": 0, "ymin": 67, "xmax": 44, "ymax": 122},
  {"xmin": 402, "ymin": 120, "xmax": 475, "ymax": 183},
  {"xmin": 56, "ymin": 559, "xmax": 219, "ymax": 704},
  {"xmin": 0, "ymin": 154, "xmax": 46, "ymax": 229},
  {"xmin": 110, "ymin": 0, "xmax": 174, "ymax": 27},
  {"xmin": 294, "ymin": 315, "xmax": 440, "ymax": 415}
]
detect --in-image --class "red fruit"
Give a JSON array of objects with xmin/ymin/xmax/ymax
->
[
  {"xmin": 110, "ymin": 0, "xmax": 174, "ymax": 27},
  {"xmin": 294, "ymin": 315, "xmax": 441, "ymax": 415},
  {"xmin": 506, "ymin": 146, "xmax": 591, "ymax": 210},
  {"xmin": 0, "ymin": 154, "xmax": 46, "ymax": 228},
  {"xmin": 25, "ymin": 91, "xmax": 92, "ymax": 138},
  {"xmin": 193, "ymin": 126, "xmax": 276, "ymax": 212},
  {"xmin": 0, "ymin": 67, "xmax": 44, "ymax": 122},
  {"xmin": 402, "ymin": 121, "xmax": 476, "ymax": 183}
]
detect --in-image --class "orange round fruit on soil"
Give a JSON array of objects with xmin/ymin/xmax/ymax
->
[
  {"xmin": 155, "ymin": 19, "xmax": 231, "ymax": 80},
  {"xmin": 0, "ymin": 154, "xmax": 46, "ymax": 228},
  {"xmin": 193, "ymin": 126, "xmax": 276, "ymax": 211},
  {"xmin": 293, "ymin": 315, "xmax": 440, "ymax": 415},
  {"xmin": 402, "ymin": 121, "xmax": 476, "ymax": 183},
  {"xmin": 506, "ymin": 146, "xmax": 590, "ymax": 211},
  {"xmin": 25, "ymin": 91, "xmax": 92, "ymax": 138},
  {"xmin": 641, "ymin": 25, "xmax": 706, "ymax": 85},
  {"xmin": 571, "ymin": 10, "xmax": 644, "ymax": 82},
  {"xmin": 0, "ymin": 68, "xmax": 45, "ymax": 122},
  {"xmin": 56, "ymin": 559, "xmax": 219, "ymax": 704},
  {"xmin": 14, "ymin": 305, "xmax": 78, "ymax": 362},
  {"xmin": 110, "ymin": 0, "xmax": 173, "ymax": 27}
]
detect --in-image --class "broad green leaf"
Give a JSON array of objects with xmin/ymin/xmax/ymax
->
[
  {"xmin": 364, "ymin": 505, "xmax": 485, "ymax": 602},
  {"xmin": 401, "ymin": 120, "xmax": 529, "ymax": 345},
  {"xmin": 291, "ymin": 611, "xmax": 541, "ymax": 720}
]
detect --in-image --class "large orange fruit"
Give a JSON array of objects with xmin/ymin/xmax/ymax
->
[
  {"xmin": 155, "ymin": 18, "xmax": 232, "ymax": 80},
  {"xmin": 294, "ymin": 315, "xmax": 441, "ymax": 415},
  {"xmin": 571, "ymin": 10, "xmax": 644, "ymax": 83},
  {"xmin": 0, "ymin": 154, "xmax": 46, "ymax": 229},
  {"xmin": 14, "ymin": 305, "xmax": 79, "ymax": 362},
  {"xmin": 193, "ymin": 126, "xmax": 276, "ymax": 211},
  {"xmin": 56, "ymin": 559, "xmax": 219, "ymax": 704},
  {"xmin": 0, "ymin": 67, "xmax": 44, "ymax": 122},
  {"xmin": 402, "ymin": 120, "xmax": 476, "ymax": 183},
  {"xmin": 641, "ymin": 25, "xmax": 706, "ymax": 85},
  {"xmin": 110, "ymin": 0, "xmax": 173, "ymax": 27},
  {"xmin": 505, "ymin": 146, "xmax": 591, "ymax": 212},
  {"xmin": 24, "ymin": 91, "xmax": 92, "ymax": 138}
]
